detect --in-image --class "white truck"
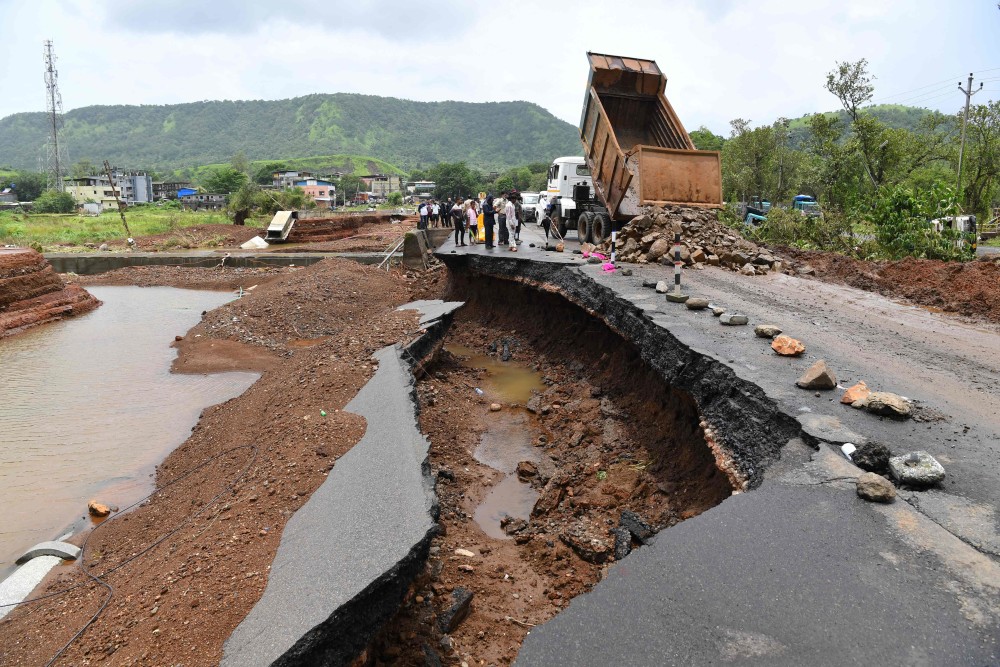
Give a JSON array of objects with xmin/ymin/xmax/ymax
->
[{"xmin": 542, "ymin": 156, "xmax": 604, "ymax": 240}]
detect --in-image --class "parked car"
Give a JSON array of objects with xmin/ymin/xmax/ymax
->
[{"xmin": 520, "ymin": 192, "xmax": 541, "ymax": 223}]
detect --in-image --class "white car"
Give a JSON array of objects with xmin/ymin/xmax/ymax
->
[{"xmin": 520, "ymin": 192, "xmax": 541, "ymax": 223}]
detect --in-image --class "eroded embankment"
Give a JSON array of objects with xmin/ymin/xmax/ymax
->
[
  {"xmin": 0, "ymin": 247, "xmax": 100, "ymax": 336},
  {"xmin": 363, "ymin": 268, "xmax": 780, "ymax": 665},
  {"xmin": 440, "ymin": 255, "xmax": 803, "ymax": 489}
]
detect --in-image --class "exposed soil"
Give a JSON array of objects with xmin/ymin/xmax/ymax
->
[
  {"xmin": 100, "ymin": 224, "xmax": 267, "ymax": 252},
  {"xmin": 0, "ymin": 258, "xmax": 429, "ymax": 667},
  {"xmin": 73, "ymin": 265, "xmax": 290, "ymax": 291},
  {"xmin": 364, "ymin": 276, "xmax": 733, "ymax": 666},
  {"xmin": 0, "ymin": 248, "xmax": 100, "ymax": 337},
  {"xmin": 782, "ymin": 248, "xmax": 1000, "ymax": 324},
  {"xmin": 270, "ymin": 214, "xmax": 418, "ymax": 253}
]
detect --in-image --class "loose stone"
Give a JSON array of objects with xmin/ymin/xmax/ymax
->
[
  {"xmin": 655, "ymin": 280, "xmax": 669, "ymax": 293},
  {"xmin": 841, "ymin": 381, "xmax": 871, "ymax": 405},
  {"xmin": 796, "ymin": 360, "xmax": 837, "ymax": 390},
  {"xmin": 720, "ymin": 313, "xmax": 748, "ymax": 326},
  {"xmin": 665, "ymin": 293, "xmax": 690, "ymax": 303},
  {"xmin": 856, "ymin": 472, "xmax": 896, "ymax": 503},
  {"xmin": 889, "ymin": 451, "xmax": 945, "ymax": 486},
  {"xmin": 754, "ymin": 324, "xmax": 782, "ymax": 338},
  {"xmin": 864, "ymin": 392, "xmax": 911, "ymax": 419},
  {"xmin": 685, "ymin": 297, "xmax": 710, "ymax": 310},
  {"xmin": 771, "ymin": 335, "xmax": 805, "ymax": 356}
]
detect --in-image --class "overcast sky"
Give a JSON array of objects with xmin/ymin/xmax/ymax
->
[{"xmin": 1, "ymin": 0, "xmax": 998, "ymax": 137}]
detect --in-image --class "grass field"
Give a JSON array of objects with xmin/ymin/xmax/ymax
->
[{"xmin": 0, "ymin": 207, "xmax": 262, "ymax": 250}]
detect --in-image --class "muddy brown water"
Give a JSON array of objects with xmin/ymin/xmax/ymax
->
[
  {"xmin": 445, "ymin": 344, "xmax": 544, "ymax": 539},
  {"xmin": 0, "ymin": 287, "xmax": 258, "ymax": 575}
]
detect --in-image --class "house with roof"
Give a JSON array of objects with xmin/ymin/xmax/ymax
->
[{"xmin": 294, "ymin": 177, "xmax": 337, "ymax": 209}]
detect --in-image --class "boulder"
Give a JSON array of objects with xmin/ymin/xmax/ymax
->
[
  {"xmin": 560, "ymin": 520, "xmax": 611, "ymax": 564},
  {"xmin": 840, "ymin": 381, "xmax": 871, "ymax": 405},
  {"xmin": 797, "ymin": 265, "xmax": 816, "ymax": 276},
  {"xmin": 685, "ymin": 297, "xmax": 710, "ymax": 310},
  {"xmin": 720, "ymin": 313, "xmax": 748, "ymax": 325},
  {"xmin": 795, "ymin": 360, "xmax": 837, "ymax": 390},
  {"xmin": 665, "ymin": 293, "xmax": 689, "ymax": 303},
  {"xmin": 655, "ymin": 280, "xmax": 669, "ymax": 294},
  {"xmin": 88, "ymin": 501, "xmax": 112, "ymax": 517},
  {"xmin": 856, "ymin": 472, "xmax": 896, "ymax": 503},
  {"xmin": 706, "ymin": 254, "xmax": 721, "ymax": 266},
  {"xmin": 771, "ymin": 335, "xmax": 805, "ymax": 356},
  {"xmin": 690, "ymin": 248, "xmax": 707, "ymax": 264},
  {"xmin": 852, "ymin": 441, "xmax": 892, "ymax": 474},
  {"xmin": 711, "ymin": 306, "xmax": 726, "ymax": 316},
  {"xmin": 864, "ymin": 392, "xmax": 911, "ymax": 419},
  {"xmin": 647, "ymin": 238, "xmax": 670, "ymax": 261},
  {"xmin": 754, "ymin": 324, "xmax": 782, "ymax": 339},
  {"xmin": 739, "ymin": 263, "xmax": 756, "ymax": 276},
  {"xmin": 888, "ymin": 451, "xmax": 945, "ymax": 486},
  {"xmin": 516, "ymin": 460, "xmax": 538, "ymax": 480}
]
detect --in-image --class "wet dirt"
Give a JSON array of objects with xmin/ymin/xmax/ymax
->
[
  {"xmin": 365, "ymin": 276, "xmax": 735, "ymax": 666},
  {"xmin": 781, "ymin": 248, "xmax": 1000, "ymax": 324},
  {"xmin": 0, "ymin": 258, "xmax": 426, "ymax": 667}
]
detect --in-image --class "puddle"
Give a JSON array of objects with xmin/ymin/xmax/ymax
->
[
  {"xmin": 445, "ymin": 343, "xmax": 544, "ymax": 404},
  {"xmin": 0, "ymin": 286, "xmax": 258, "ymax": 574},
  {"xmin": 447, "ymin": 343, "xmax": 544, "ymax": 539}
]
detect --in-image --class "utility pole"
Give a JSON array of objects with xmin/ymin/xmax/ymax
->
[{"xmin": 956, "ymin": 73, "xmax": 983, "ymax": 197}]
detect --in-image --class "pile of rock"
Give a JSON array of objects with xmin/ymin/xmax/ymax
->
[{"xmin": 601, "ymin": 205, "xmax": 788, "ymax": 275}]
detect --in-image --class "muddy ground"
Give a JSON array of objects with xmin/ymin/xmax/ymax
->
[
  {"xmin": 0, "ymin": 258, "xmax": 446, "ymax": 667},
  {"xmin": 780, "ymin": 248, "xmax": 1000, "ymax": 324},
  {"xmin": 363, "ymin": 275, "xmax": 733, "ymax": 666}
]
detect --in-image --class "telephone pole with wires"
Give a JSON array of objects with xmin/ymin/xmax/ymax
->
[{"xmin": 956, "ymin": 73, "xmax": 983, "ymax": 196}]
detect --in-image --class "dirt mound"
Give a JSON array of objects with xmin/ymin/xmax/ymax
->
[
  {"xmin": 0, "ymin": 247, "xmax": 100, "ymax": 336},
  {"xmin": 783, "ymin": 248, "xmax": 1000, "ymax": 324},
  {"xmin": 283, "ymin": 213, "xmax": 416, "ymax": 245},
  {"xmin": 604, "ymin": 205, "xmax": 786, "ymax": 275},
  {"xmin": 0, "ymin": 258, "xmax": 425, "ymax": 667},
  {"xmin": 76, "ymin": 265, "xmax": 288, "ymax": 290}
]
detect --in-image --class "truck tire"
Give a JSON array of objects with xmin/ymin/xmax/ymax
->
[
  {"xmin": 578, "ymin": 211, "xmax": 594, "ymax": 243},
  {"xmin": 592, "ymin": 213, "xmax": 611, "ymax": 242}
]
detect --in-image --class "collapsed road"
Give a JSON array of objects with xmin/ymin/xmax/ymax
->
[{"xmin": 432, "ymin": 221, "xmax": 1000, "ymax": 665}]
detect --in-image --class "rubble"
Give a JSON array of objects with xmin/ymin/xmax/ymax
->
[
  {"xmin": 602, "ymin": 205, "xmax": 795, "ymax": 275},
  {"xmin": 859, "ymin": 392, "xmax": 912, "ymax": 419},
  {"xmin": 852, "ymin": 441, "xmax": 892, "ymax": 474},
  {"xmin": 771, "ymin": 335, "xmax": 805, "ymax": 356},
  {"xmin": 754, "ymin": 324, "xmax": 782, "ymax": 339},
  {"xmin": 840, "ymin": 381, "xmax": 871, "ymax": 405},
  {"xmin": 795, "ymin": 360, "xmax": 837, "ymax": 390}
]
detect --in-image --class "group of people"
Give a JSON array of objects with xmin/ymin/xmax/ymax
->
[{"xmin": 417, "ymin": 192, "xmax": 526, "ymax": 252}]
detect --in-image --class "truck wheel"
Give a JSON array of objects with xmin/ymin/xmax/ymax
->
[
  {"xmin": 592, "ymin": 213, "xmax": 611, "ymax": 242},
  {"xmin": 578, "ymin": 212, "xmax": 594, "ymax": 243},
  {"xmin": 553, "ymin": 211, "xmax": 567, "ymax": 239}
]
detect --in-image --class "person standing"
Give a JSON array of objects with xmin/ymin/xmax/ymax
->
[
  {"xmin": 496, "ymin": 192, "xmax": 509, "ymax": 246},
  {"xmin": 512, "ymin": 191, "xmax": 523, "ymax": 242},
  {"xmin": 443, "ymin": 198, "xmax": 453, "ymax": 228},
  {"xmin": 452, "ymin": 198, "xmax": 467, "ymax": 246},
  {"xmin": 431, "ymin": 200, "xmax": 440, "ymax": 227},
  {"xmin": 466, "ymin": 199, "xmax": 479, "ymax": 245},
  {"xmin": 482, "ymin": 194, "xmax": 496, "ymax": 249},
  {"xmin": 418, "ymin": 201, "xmax": 428, "ymax": 230},
  {"xmin": 504, "ymin": 196, "xmax": 517, "ymax": 251}
]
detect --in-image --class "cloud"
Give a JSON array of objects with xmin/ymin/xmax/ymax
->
[{"xmin": 107, "ymin": 0, "xmax": 475, "ymax": 39}]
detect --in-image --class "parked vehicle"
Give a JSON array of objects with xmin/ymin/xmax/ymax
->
[
  {"xmin": 792, "ymin": 194, "xmax": 821, "ymax": 217},
  {"xmin": 546, "ymin": 52, "xmax": 722, "ymax": 243},
  {"xmin": 932, "ymin": 215, "xmax": 978, "ymax": 251},
  {"xmin": 520, "ymin": 192, "xmax": 542, "ymax": 224}
]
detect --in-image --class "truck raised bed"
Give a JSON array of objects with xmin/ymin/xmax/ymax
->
[{"xmin": 547, "ymin": 52, "xmax": 723, "ymax": 244}]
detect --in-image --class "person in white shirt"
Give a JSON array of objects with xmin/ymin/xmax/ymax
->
[
  {"xmin": 505, "ymin": 197, "xmax": 517, "ymax": 251},
  {"xmin": 418, "ymin": 202, "xmax": 428, "ymax": 229},
  {"xmin": 432, "ymin": 202, "xmax": 440, "ymax": 227}
]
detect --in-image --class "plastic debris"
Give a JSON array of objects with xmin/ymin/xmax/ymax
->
[{"xmin": 841, "ymin": 442, "xmax": 856, "ymax": 461}]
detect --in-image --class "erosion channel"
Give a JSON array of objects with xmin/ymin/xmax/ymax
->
[{"xmin": 367, "ymin": 278, "xmax": 735, "ymax": 666}]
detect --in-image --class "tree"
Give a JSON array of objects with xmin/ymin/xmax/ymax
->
[
  {"xmin": 387, "ymin": 191, "xmax": 403, "ymax": 205},
  {"xmin": 226, "ymin": 182, "xmax": 261, "ymax": 225},
  {"xmin": 959, "ymin": 100, "xmax": 1000, "ymax": 219},
  {"xmin": 70, "ymin": 159, "xmax": 97, "ymax": 179},
  {"xmin": 230, "ymin": 151, "xmax": 250, "ymax": 176},
  {"xmin": 7, "ymin": 171, "xmax": 47, "ymax": 201},
  {"xmin": 32, "ymin": 190, "xmax": 76, "ymax": 213},
  {"xmin": 690, "ymin": 126, "xmax": 726, "ymax": 151},
  {"xmin": 427, "ymin": 162, "xmax": 483, "ymax": 199},
  {"xmin": 253, "ymin": 161, "xmax": 288, "ymax": 185},
  {"xmin": 203, "ymin": 166, "xmax": 248, "ymax": 193}
]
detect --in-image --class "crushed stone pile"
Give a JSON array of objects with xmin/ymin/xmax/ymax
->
[{"xmin": 601, "ymin": 205, "xmax": 799, "ymax": 276}]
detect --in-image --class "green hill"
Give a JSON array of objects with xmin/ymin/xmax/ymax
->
[
  {"xmin": 786, "ymin": 104, "xmax": 955, "ymax": 148},
  {"xmin": 0, "ymin": 93, "xmax": 581, "ymax": 174}
]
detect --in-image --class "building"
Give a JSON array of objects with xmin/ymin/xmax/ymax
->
[
  {"xmin": 64, "ymin": 177, "xmax": 119, "ymax": 210},
  {"xmin": 360, "ymin": 174, "xmax": 402, "ymax": 197},
  {"xmin": 408, "ymin": 180, "xmax": 436, "ymax": 199},
  {"xmin": 114, "ymin": 170, "xmax": 153, "ymax": 204},
  {"xmin": 273, "ymin": 170, "xmax": 315, "ymax": 189},
  {"xmin": 180, "ymin": 193, "xmax": 226, "ymax": 210},
  {"xmin": 152, "ymin": 181, "xmax": 191, "ymax": 200},
  {"xmin": 294, "ymin": 178, "xmax": 337, "ymax": 209},
  {"xmin": 0, "ymin": 188, "xmax": 16, "ymax": 204}
]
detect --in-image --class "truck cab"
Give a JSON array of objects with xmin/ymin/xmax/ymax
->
[
  {"xmin": 792, "ymin": 194, "xmax": 821, "ymax": 217},
  {"xmin": 544, "ymin": 156, "xmax": 601, "ymax": 239}
]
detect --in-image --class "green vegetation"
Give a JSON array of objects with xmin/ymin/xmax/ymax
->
[
  {"xmin": 185, "ymin": 153, "xmax": 407, "ymax": 187},
  {"xmin": 0, "ymin": 207, "xmax": 248, "ymax": 250},
  {"xmin": 0, "ymin": 94, "xmax": 580, "ymax": 174},
  {"xmin": 719, "ymin": 59, "xmax": 997, "ymax": 261},
  {"xmin": 32, "ymin": 190, "xmax": 76, "ymax": 214},
  {"xmin": 409, "ymin": 161, "xmax": 549, "ymax": 199}
]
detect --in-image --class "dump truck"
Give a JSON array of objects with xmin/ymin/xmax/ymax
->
[{"xmin": 548, "ymin": 52, "xmax": 723, "ymax": 244}]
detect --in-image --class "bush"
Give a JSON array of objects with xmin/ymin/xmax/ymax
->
[
  {"xmin": 32, "ymin": 190, "xmax": 76, "ymax": 213},
  {"xmin": 387, "ymin": 191, "xmax": 403, "ymax": 206},
  {"xmin": 744, "ymin": 207, "xmax": 856, "ymax": 254},
  {"xmin": 865, "ymin": 184, "xmax": 972, "ymax": 261}
]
